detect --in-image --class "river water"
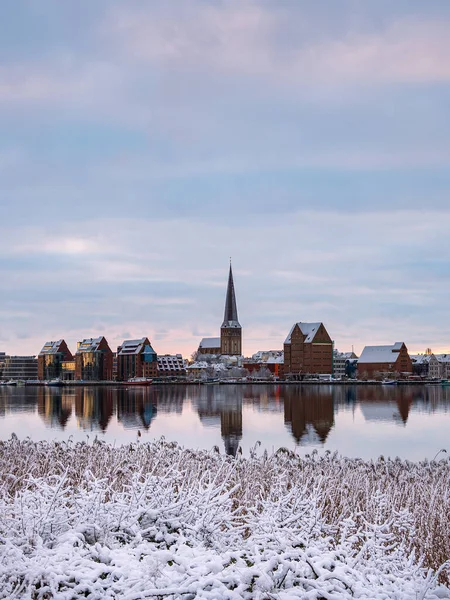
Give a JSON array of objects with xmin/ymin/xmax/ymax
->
[{"xmin": 0, "ymin": 384, "xmax": 449, "ymax": 460}]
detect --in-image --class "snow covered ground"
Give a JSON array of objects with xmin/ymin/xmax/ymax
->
[{"xmin": 0, "ymin": 437, "xmax": 449, "ymax": 599}]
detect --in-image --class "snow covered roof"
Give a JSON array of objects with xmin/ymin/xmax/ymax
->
[
  {"xmin": 76, "ymin": 337, "xmax": 105, "ymax": 353},
  {"xmin": 39, "ymin": 340, "xmax": 65, "ymax": 355},
  {"xmin": 358, "ymin": 343, "xmax": 405, "ymax": 364},
  {"xmin": 118, "ymin": 338, "xmax": 156, "ymax": 356},
  {"xmin": 157, "ymin": 354, "xmax": 186, "ymax": 371},
  {"xmin": 284, "ymin": 323, "xmax": 322, "ymax": 345},
  {"xmin": 199, "ymin": 337, "xmax": 221, "ymax": 349},
  {"xmin": 435, "ymin": 353, "xmax": 450, "ymax": 363}
]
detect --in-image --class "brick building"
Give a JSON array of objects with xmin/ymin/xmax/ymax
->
[
  {"xmin": 283, "ymin": 322, "xmax": 333, "ymax": 378},
  {"xmin": 220, "ymin": 263, "xmax": 242, "ymax": 356},
  {"xmin": 116, "ymin": 338, "xmax": 158, "ymax": 381},
  {"xmin": 197, "ymin": 337, "xmax": 221, "ymax": 356},
  {"xmin": 357, "ymin": 342, "xmax": 412, "ymax": 379},
  {"xmin": 75, "ymin": 336, "xmax": 113, "ymax": 381},
  {"xmin": 38, "ymin": 339, "xmax": 73, "ymax": 381},
  {"xmin": 157, "ymin": 354, "xmax": 186, "ymax": 378}
]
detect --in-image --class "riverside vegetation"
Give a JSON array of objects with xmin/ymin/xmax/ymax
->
[{"xmin": 0, "ymin": 436, "xmax": 449, "ymax": 599}]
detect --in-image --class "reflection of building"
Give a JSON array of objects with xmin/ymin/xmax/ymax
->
[
  {"xmin": 116, "ymin": 388, "xmax": 158, "ymax": 430},
  {"xmin": 196, "ymin": 386, "xmax": 243, "ymax": 456},
  {"xmin": 410, "ymin": 354, "xmax": 440, "ymax": 379},
  {"xmin": 37, "ymin": 387, "xmax": 72, "ymax": 429},
  {"xmin": 74, "ymin": 387, "xmax": 114, "ymax": 431},
  {"xmin": 2, "ymin": 355, "xmax": 38, "ymax": 381},
  {"xmin": 117, "ymin": 338, "xmax": 158, "ymax": 381},
  {"xmin": 284, "ymin": 322, "xmax": 333, "ymax": 377},
  {"xmin": 75, "ymin": 337, "xmax": 113, "ymax": 381},
  {"xmin": 358, "ymin": 343, "xmax": 412, "ymax": 379},
  {"xmin": 284, "ymin": 386, "xmax": 334, "ymax": 444},
  {"xmin": 38, "ymin": 340, "xmax": 73, "ymax": 381}
]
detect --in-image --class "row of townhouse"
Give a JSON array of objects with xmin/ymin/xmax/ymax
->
[
  {"xmin": 36, "ymin": 337, "xmax": 186, "ymax": 382},
  {"xmin": 410, "ymin": 353, "xmax": 450, "ymax": 380}
]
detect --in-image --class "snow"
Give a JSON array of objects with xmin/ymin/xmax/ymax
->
[
  {"xmin": 199, "ymin": 338, "xmax": 221, "ymax": 349},
  {"xmin": 0, "ymin": 438, "xmax": 449, "ymax": 599},
  {"xmin": 284, "ymin": 322, "xmax": 322, "ymax": 344},
  {"xmin": 359, "ymin": 343, "xmax": 405, "ymax": 364}
]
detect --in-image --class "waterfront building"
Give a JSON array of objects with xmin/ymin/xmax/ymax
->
[
  {"xmin": 435, "ymin": 354, "xmax": 450, "ymax": 379},
  {"xmin": 283, "ymin": 322, "xmax": 333, "ymax": 378},
  {"xmin": 2, "ymin": 355, "xmax": 38, "ymax": 381},
  {"xmin": 74, "ymin": 337, "xmax": 113, "ymax": 381},
  {"xmin": 116, "ymin": 338, "xmax": 158, "ymax": 381},
  {"xmin": 333, "ymin": 350, "xmax": 358, "ymax": 380},
  {"xmin": 38, "ymin": 339, "xmax": 73, "ymax": 381},
  {"xmin": 410, "ymin": 353, "xmax": 440, "ymax": 379},
  {"xmin": 357, "ymin": 342, "xmax": 412, "ymax": 379},
  {"xmin": 0, "ymin": 352, "xmax": 6, "ymax": 379},
  {"xmin": 61, "ymin": 360, "xmax": 76, "ymax": 381},
  {"xmin": 220, "ymin": 263, "xmax": 242, "ymax": 356},
  {"xmin": 243, "ymin": 350, "xmax": 284, "ymax": 379},
  {"xmin": 157, "ymin": 354, "xmax": 186, "ymax": 378}
]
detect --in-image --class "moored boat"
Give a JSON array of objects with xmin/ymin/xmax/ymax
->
[
  {"xmin": 126, "ymin": 377, "xmax": 153, "ymax": 386},
  {"xmin": 46, "ymin": 379, "xmax": 65, "ymax": 387}
]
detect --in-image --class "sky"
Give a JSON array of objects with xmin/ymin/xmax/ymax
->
[{"xmin": 1, "ymin": 0, "xmax": 450, "ymax": 358}]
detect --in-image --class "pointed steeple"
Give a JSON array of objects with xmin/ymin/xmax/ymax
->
[{"xmin": 222, "ymin": 262, "xmax": 240, "ymax": 327}]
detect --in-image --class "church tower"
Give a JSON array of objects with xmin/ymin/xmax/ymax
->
[{"xmin": 220, "ymin": 263, "xmax": 242, "ymax": 355}]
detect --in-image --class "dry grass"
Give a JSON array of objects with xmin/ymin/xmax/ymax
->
[{"xmin": 0, "ymin": 436, "xmax": 449, "ymax": 598}]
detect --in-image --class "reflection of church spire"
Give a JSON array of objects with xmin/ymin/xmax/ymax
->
[{"xmin": 221, "ymin": 406, "xmax": 242, "ymax": 457}]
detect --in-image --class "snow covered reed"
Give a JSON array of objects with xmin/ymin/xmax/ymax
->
[{"xmin": 0, "ymin": 436, "xmax": 449, "ymax": 599}]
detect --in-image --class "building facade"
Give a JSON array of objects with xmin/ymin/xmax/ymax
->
[
  {"xmin": 333, "ymin": 350, "xmax": 358, "ymax": 379},
  {"xmin": 38, "ymin": 339, "xmax": 73, "ymax": 381},
  {"xmin": 284, "ymin": 322, "xmax": 333, "ymax": 377},
  {"xmin": 220, "ymin": 264, "xmax": 242, "ymax": 356},
  {"xmin": 74, "ymin": 337, "xmax": 113, "ymax": 381},
  {"xmin": 116, "ymin": 338, "xmax": 158, "ymax": 381},
  {"xmin": 157, "ymin": 354, "xmax": 186, "ymax": 378},
  {"xmin": 357, "ymin": 342, "xmax": 412, "ymax": 379},
  {"xmin": 1, "ymin": 356, "xmax": 38, "ymax": 381},
  {"xmin": 197, "ymin": 337, "xmax": 221, "ymax": 356}
]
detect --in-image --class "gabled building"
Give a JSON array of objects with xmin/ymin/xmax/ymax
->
[
  {"xmin": 197, "ymin": 337, "xmax": 221, "ymax": 356},
  {"xmin": 38, "ymin": 339, "xmax": 73, "ymax": 381},
  {"xmin": 117, "ymin": 338, "xmax": 158, "ymax": 381},
  {"xmin": 220, "ymin": 264, "xmax": 242, "ymax": 356},
  {"xmin": 284, "ymin": 322, "xmax": 333, "ymax": 377},
  {"xmin": 410, "ymin": 353, "xmax": 440, "ymax": 379},
  {"xmin": 358, "ymin": 342, "xmax": 412, "ymax": 379},
  {"xmin": 75, "ymin": 336, "xmax": 113, "ymax": 381},
  {"xmin": 333, "ymin": 350, "xmax": 358, "ymax": 380}
]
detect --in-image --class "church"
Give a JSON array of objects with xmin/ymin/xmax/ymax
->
[{"xmin": 197, "ymin": 263, "xmax": 242, "ymax": 357}]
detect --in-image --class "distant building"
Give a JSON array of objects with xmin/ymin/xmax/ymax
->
[
  {"xmin": 435, "ymin": 354, "xmax": 450, "ymax": 379},
  {"xmin": 157, "ymin": 354, "xmax": 186, "ymax": 378},
  {"xmin": 284, "ymin": 322, "xmax": 333, "ymax": 378},
  {"xmin": 0, "ymin": 352, "xmax": 6, "ymax": 379},
  {"xmin": 220, "ymin": 263, "xmax": 242, "ymax": 356},
  {"xmin": 358, "ymin": 342, "xmax": 412, "ymax": 379},
  {"xmin": 116, "ymin": 338, "xmax": 158, "ymax": 381},
  {"xmin": 197, "ymin": 337, "xmax": 221, "ymax": 356},
  {"xmin": 410, "ymin": 353, "xmax": 440, "ymax": 379},
  {"xmin": 2, "ymin": 356, "xmax": 38, "ymax": 381},
  {"xmin": 38, "ymin": 339, "xmax": 73, "ymax": 381},
  {"xmin": 74, "ymin": 337, "xmax": 113, "ymax": 381},
  {"xmin": 243, "ymin": 350, "xmax": 284, "ymax": 379},
  {"xmin": 333, "ymin": 350, "xmax": 358, "ymax": 379}
]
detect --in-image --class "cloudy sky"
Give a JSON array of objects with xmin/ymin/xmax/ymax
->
[{"xmin": 1, "ymin": 0, "xmax": 450, "ymax": 358}]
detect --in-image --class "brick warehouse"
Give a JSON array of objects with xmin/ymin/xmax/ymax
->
[{"xmin": 283, "ymin": 322, "xmax": 333, "ymax": 377}]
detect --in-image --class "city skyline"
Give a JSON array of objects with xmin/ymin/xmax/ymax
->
[{"xmin": 1, "ymin": 1, "xmax": 450, "ymax": 357}]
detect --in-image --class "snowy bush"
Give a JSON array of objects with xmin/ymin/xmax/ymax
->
[{"xmin": 0, "ymin": 437, "xmax": 449, "ymax": 599}]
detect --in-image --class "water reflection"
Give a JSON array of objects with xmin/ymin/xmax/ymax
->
[{"xmin": 1, "ymin": 384, "xmax": 450, "ymax": 458}]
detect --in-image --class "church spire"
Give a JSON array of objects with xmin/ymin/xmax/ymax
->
[{"xmin": 222, "ymin": 262, "xmax": 240, "ymax": 327}]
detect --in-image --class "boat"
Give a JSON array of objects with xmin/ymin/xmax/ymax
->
[
  {"xmin": 442, "ymin": 379, "xmax": 450, "ymax": 387},
  {"xmin": 46, "ymin": 379, "xmax": 65, "ymax": 387},
  {"xmin": 126, "ymin": 377, "xmax": 153, "ymax": 386},
  {"xmin": 381, "ymin": 379, "xmax": 397, "ymax": 385}
]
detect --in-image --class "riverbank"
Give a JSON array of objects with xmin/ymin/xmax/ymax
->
[{"xmin": 0, "ymin": 438, "xmax": 449, "ymax": 599}]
